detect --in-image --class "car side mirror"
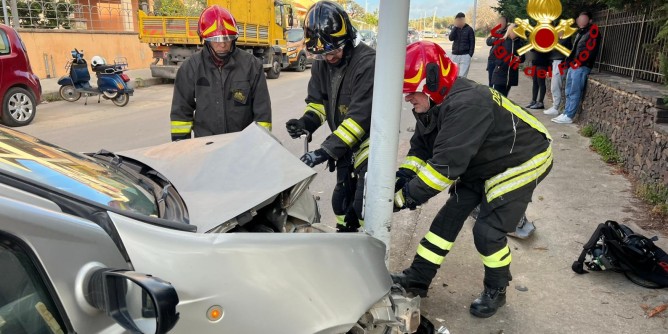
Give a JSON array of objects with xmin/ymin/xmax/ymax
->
[{"xmin": 86, "ymin": 269, "xmax": 179, "ymax": 334}]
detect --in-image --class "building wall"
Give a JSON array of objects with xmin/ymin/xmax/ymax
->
[{"xmin": 19, "ymin": 29, "xmax": 154, "ymax": 79}]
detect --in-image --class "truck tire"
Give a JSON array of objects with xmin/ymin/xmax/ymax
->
[{"xmin": 267, "ymin": 59, "xmax": 281, "ymax": 79}]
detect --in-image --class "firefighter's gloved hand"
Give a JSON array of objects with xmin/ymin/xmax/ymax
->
[
  {"xmin": 394, "ymin": 183, "xmax": 418, "ymax": 212},
  {"xmin": 395, "ymin": 169, "xmax": 416, "ymax": 192},
  {"xmin": 286, "ymin": 119, "xmax": 306, "ymax": 139},
  {"xmin": 300, "ymin": 149, "xmax": 329, "ymax": 167}
]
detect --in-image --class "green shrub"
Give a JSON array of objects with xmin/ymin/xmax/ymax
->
[
  {"xmin": 591, "ymin": 133, "xmax": 621, "ymax": 164},
  {"xmin": 580, "ymin": 124, "xmax": 596, "ymax": 138}
]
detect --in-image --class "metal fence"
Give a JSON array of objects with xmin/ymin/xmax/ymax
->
[
  {"xmin": 594, "ymin": 8, "xmax": 666, "ymax": 84},
  {"xmin": 0, "ymin": 0, "xmax": 136, "ymax": 32}
]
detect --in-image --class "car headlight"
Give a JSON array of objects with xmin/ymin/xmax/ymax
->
[
  {"xmin": 289, "ymin": 53, "xmax": 297, "ymax": 58},
  {"xmin": 287, "ymin": 47, "xmax": 297, "ymax": 52}
]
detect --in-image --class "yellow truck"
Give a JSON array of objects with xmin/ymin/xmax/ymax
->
[{"xmin": 138, "ymin": 0, "xmax": 293, "ymax": 79}]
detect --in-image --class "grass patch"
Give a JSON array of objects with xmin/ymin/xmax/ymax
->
[
  {"xmin": 580, "ymin": 124, "xmax": 596, "ymax": 138},
  {"xmin": 590, "ymin": 133, "xmax": 621, "ymax": 164},
  {"xmin": 636, "ymin": 184, "xmax": 668, "ymax": 217},
  {"xmin": 42, "ymin": 93, "xmax": 62, "ymax": 103}
]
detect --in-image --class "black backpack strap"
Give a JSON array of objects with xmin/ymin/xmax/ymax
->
[{"xmin": 572, "ymin": 223, "xmax": 608, "ymax": 274}]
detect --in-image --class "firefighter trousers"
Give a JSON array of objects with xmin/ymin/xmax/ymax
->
[
  {"xmin": 332, "ymin": 159, "xmax": 367, "ymax": 231},
  {"xmin": 410, "ymin": 181, "xmax": 532, "ymax": 288}
]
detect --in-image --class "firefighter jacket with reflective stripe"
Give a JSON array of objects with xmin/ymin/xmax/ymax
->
[
  {"xmin": 400, "ymin": 77, "xmax": 552, "ymax": 208},
  {"xmin": 170, "ymin": 46, "xmax": 272, "ymax": 141},
  {"xmin": 299, "ymin": 43, "xmax": 375, "ymax": 169}
]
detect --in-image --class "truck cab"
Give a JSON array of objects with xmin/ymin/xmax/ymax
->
[{"xmin": 138, "ymin": 0, "xmax": 293, "ymax": 79}]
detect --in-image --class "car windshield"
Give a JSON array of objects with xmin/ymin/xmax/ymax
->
[
  {"xmin": 0, "ymin": 127, "xmax": 159, "ymax": 217},
  {"xmin": 287, "ymin": 29, "xmax": 304, "ymax": 42}
]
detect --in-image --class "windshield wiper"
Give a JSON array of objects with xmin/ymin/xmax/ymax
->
[
  {"xmin": 158, "ymin": 184, "xmax": 172, "ymax": 204},
  {"xmin": 91, "ymin": 149, "xmax": 123, "ymax": 166}
]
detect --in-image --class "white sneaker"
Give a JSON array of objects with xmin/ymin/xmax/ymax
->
[
  {"xmin": 552, "ymin": 114, "xmax": 573, "ymax": 124},
  {"xmin": 543, "ymin": 107, "xmax": 558, "ymax": 115}
]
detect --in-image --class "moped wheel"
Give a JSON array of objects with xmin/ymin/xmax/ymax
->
[
  {"xmin": 102, "ymin": 90, "xmax": 118, "ymax": 99},
  {"xmin": 112, "ymin": 93, "xmax": 129, "ymax": 107},
  {"xmin": 59, "ymin": 85, "xmax": 81, "ymax": 102}
]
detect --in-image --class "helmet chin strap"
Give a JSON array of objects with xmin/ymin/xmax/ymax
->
[{"xmin": 205, "ymin": 41, "xmax": 236, "ymax": 64}]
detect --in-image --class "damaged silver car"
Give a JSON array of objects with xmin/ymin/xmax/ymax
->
[{"xmin": 0, "ymin": 124, "xmax": 434, "ymax": 333}]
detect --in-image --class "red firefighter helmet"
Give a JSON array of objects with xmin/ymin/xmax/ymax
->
[
  {"xmin": 198, "ymin": 5, "xmax": 238, "ymax": 42},
  {"xmin": 403, "ymin": 41, "xmax": 458, "ymax": 104}
]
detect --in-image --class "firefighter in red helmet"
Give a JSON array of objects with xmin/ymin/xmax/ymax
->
[
  {"xmin": 170, "ymin": 5, "xmax": 271, "ymax": 141},
  {"xmin": 393, "ymin": 41, "xmax": 553, "ymax": 318},
  {"xmin": 285, "ymin": 1, "xmax": 376, "ymax": 233}
]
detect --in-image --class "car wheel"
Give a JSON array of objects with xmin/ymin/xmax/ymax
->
[
  {"xmin": 267, "ymin": 59, "xmax": 281, "ymax": 79},
  {"xmin": 295, "ymin": 54, "xmax": 307, "ymax": 72},
  {"xmin": 59, "ymin": 85, "xmax": 81, "ymax": 102},
  {"xmin": 112, "ymin": 93, "xmax": 130, "ymax": 107},
  {"xmin": 2, "ymin": 87, "xmax": 37, "ymax": 127}
]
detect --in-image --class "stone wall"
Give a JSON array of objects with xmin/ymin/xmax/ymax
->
[{"xmin": 578, "ymin": 74, "xmax": 668, "ymax": 186}]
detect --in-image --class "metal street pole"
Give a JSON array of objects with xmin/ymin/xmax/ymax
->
[
  {"xmin": 472, "ymin": 0, "xmax": 477, "ymax": 31},
  {"xmin": 364, "ymin": 0, "xmax": 410, "ymax": 262},
  {"xmin": 2, "ymin": 0, "xmax": 9, "ymax": 26},
  {"xmin": 10, "ymin": 0, "xmax": 18, "ymax": 28}
]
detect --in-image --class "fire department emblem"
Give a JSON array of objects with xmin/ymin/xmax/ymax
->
[{"xmin": 513, "ymin": 0, "xmax": 577, "ymax": 56}]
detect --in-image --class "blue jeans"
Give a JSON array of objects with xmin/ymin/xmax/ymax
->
[{"xmin": 563, "ymin": 66, "xmax": 591, "ymax": 119}]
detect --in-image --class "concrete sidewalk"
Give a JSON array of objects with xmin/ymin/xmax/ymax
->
[
  {"xmin": 39, "ymin": 68, "xmax": 170, "ymax": 102},
  {"xmin": 388, "ymin": 41, "xmax": 668, "ymax": 333}
]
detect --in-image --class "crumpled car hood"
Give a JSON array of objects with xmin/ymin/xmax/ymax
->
[{"xmin": 118, "ymin": 124, "xmax": 315, "ymax": 232}]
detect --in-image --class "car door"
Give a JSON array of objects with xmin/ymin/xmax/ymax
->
[
  {"xmin": 0, "ymin": 28, "xmax": 8, "ymax": 101},
  {"xmin": 0, "ymin": 194, "xmax": 131, "ymax": 333}
]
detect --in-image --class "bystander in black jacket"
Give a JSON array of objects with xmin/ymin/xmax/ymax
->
[
  {"xmin": 567, "ymin": 24, "xmax": 600, "ymax": 68},
  {"xmin": 449, "ymin": 24, "xmax": 476, "ymax": 56},
  {"xmin": 491, "ymin": 37, "xmax": 525, "ymax": 87}
]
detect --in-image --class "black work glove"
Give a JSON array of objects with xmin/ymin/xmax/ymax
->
[
  {"xmin": 286, "ymin": 118, "xmax": 306, "ymax": 139},
  {"xmin": 395, "ymin": 169, "xmax": 416, "ymax": 192},
  {"xmin": 300, "ymin": 149, "xmax": 330, "ymax": 167},
  {"xmin": 394, "ymin": 182, "xmax": 418, "ymax": 212}
]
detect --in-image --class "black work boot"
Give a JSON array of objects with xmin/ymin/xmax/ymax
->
[
  {"xmin": 469, "ymin": 285, "xmax": 507, "ymax": 318},
  {"xmin": 390, "ymin": 268, "xmax": 431, "ymax": 297}
]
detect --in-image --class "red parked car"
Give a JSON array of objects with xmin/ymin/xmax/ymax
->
[{"xmin": 0, "ymin": 23, "xmax": 41, "ymax": 127}]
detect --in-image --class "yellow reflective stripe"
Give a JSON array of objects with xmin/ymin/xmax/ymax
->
[
  {"xmin": 400, "ymin": 156, "xmax": 427, "ymax": 174},
  {"xmin": 257, "ymin": 122, "xmax": 272, "ymax": 131},
  {"xmin": 486, "ymin": 147, "xmax": 553, "ymax": 203},
  {"xmin": 336, "ymin": 215, "xmax": 346, "ymax": 226},
  {"xmin": 480, "ymin": 245, "xmax": 512, "ymax": 268},
  {"xmin": 417, "ymin": 163, "xmax": 453, "ymax": 192},
  {"xmin": 306, "ymin": 103, "xmax": 326, "ymax": 124},
  {"xmin": 334, "ymin": 126, "xmax": 357, "ymax": 147},
  {"xmin": 417, "ymin": 244, "xmax": 445, "ymax": 265},
  {"xmin": 342, "ymin": 118, "xmax": 365, "ymax": 140},
  {"xmin": 425, "ymin": 232, "xmax": 454, "ymax": 251},
  {"xmin": 359, "ymin": 219, "xmax": 365, "ymax": 227},
  {"xmin": 358, "ymin": 138, "xmax": 370, "ymax": 149},
  {"xmin": 500, "ymin": 95, "xmax": 552, "ymax": 141},
  {"xmin": 354, "ymin": 148, "xmax": 369, "ymax": 169},
  {"xmin": 486, "ymin": 146, "xmax": 552, "ymax": 191},
  {"xmin": 171, "ymin": 121, "xmax": 193, "ymax": 134},
  {"xmin": 394, "ymin": 190, "xmax": 405, "ymax": 207}
]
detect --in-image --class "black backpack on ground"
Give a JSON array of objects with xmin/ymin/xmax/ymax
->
[{"xmin": 572, "ymin": 220, "xmax": 668, "ymax": 288}]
